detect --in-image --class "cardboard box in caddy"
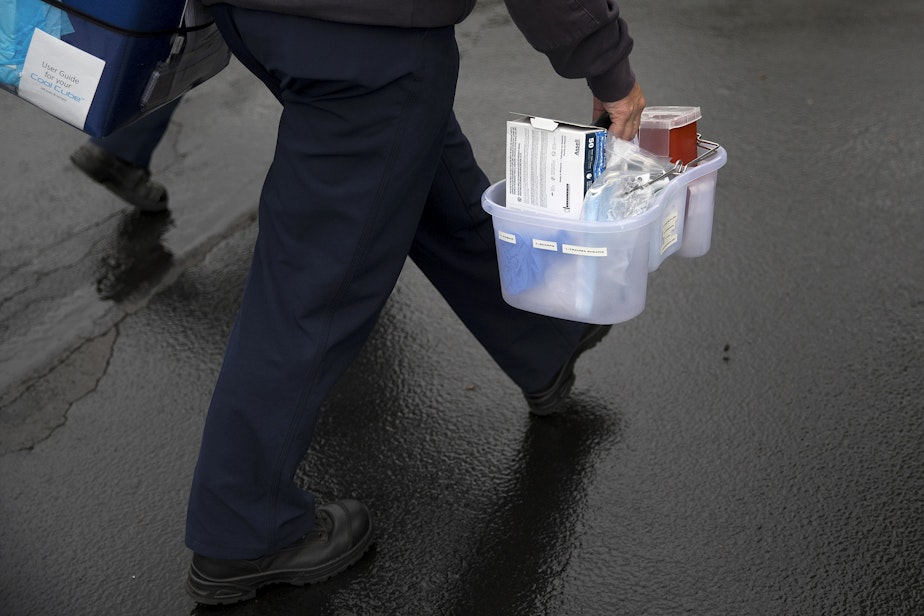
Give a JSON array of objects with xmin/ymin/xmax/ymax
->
[{"xmin": 505, "ymin": 116, "xmax": 606, "ymax": 220}]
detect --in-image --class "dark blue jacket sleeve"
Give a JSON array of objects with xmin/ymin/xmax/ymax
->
[{"xmin": 503, "ymin": 0, "xmax": 636, "ymax": 101}]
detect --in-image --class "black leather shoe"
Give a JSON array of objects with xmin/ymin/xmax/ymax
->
[
  {"xmin": 186, "ymin": 499, "xmax": 374, "ymax": 605},
  {"xmin": 70, "ymin": 142, "xmax": 168, "ymax": 212},
  {"xmin": 524, "ymin": 324, "xmax": 612, "ymax": 416}
]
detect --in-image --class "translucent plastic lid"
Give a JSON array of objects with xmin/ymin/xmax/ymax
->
[{"xmin": 640, "ymin": 106, "xmax": 702, "ymax": 130}]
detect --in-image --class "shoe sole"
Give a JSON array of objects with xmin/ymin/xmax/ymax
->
[
  {"xmin": 97, "ymin": 178, "xmax": 169, "ymax": 213},
  {"xmin": 526, "ymin": 324, "xmax": 612, "ymax": 416},
  {"xmin": 185, "ymin": 521, "xmax": 374, "ymax": 606}
]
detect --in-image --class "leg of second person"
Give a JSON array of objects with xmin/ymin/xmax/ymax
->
[
  {"xmin": 90, "ymin": 98, "xmax": 181, "ymax": 169},
  {"xmin": 70, "ymin": 99, "xmax": 181, "ymax": 211}
]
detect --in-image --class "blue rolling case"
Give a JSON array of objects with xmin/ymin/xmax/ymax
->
[{"xmin": 1, "ymin": 0, "xmax": 229, "ymax": 137}]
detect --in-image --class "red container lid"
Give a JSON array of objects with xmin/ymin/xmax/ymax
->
[{"xmin": 640, "ymin": 106, "xmax": 702, "ymax": 130}]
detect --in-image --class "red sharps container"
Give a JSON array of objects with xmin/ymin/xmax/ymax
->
[{"xmin": 638, "ymin": 106, "xmax": 702, "ymax": 165}]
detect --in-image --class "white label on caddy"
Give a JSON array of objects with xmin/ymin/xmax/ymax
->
[
  {"xmin": 562, "ymin": 244, "xmax": 607, "ymax": 257},
  {"xmin": 532, "ymin": 239, "xmax": 558, "ymax": 251},
  {"xmin": 498, "ymin": 230, "xmax": 517, "ymax": 244},
  {"xmin": 660, "ymin": 212, "xmax": 679, "ymax": 254},
  {"xmin": 19, "ymin": 29, "xmax": 105, "ymax": 130}
]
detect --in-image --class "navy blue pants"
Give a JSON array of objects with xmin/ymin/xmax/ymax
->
[
  {"xmin": 89, "ymin": 98, "xmax": 180, "ymax": 168},
  {"xmin": 186, "ymin": 5, "xmax": 587, "ymax": 559}
]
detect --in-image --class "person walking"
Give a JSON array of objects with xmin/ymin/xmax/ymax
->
[
  {"xmin": 70, "ymin": 98, "xmax": 181, "ymax": 213},
  {"xmin": 183, "ymin": 0, "xmax": 646, "ymax": 605}
]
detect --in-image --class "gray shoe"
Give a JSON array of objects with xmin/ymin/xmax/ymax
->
[
  {"xmin": 70, "ymin": 142, "xmax": 168, "ymax": 212},
  {"xmin": 186, "ymin": 499, "xmax": 374, "ymax": 605}
]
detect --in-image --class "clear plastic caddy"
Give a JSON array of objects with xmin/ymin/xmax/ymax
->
[{"xmin": 482, "ymin": 140, "xmax": 727, "ymax": 324}]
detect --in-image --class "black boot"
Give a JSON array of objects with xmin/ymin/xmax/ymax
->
[
  {"xmin": 524, "ymin": 324, "xmax": 612, "ymax": 416},
  {"xmin": 70, "ymin": 142, "xmax": 168, "ymax": 213},
  {"xmin": 186, "ymin": 499, "xmax": 374, "ymax": 605}
]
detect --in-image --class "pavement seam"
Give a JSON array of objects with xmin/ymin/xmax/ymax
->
[{"xmin": 0, "ymin": 326, "xmax": 119, "ymax": 455}]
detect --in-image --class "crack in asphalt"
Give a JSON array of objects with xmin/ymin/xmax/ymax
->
[{"xmin": 0, "ymin": 327, "xmax": 119, "ymax": 456}]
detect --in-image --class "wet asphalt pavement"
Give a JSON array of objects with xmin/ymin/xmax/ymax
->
[{"xmin": 1, "ymin": 1, "xmax": 923, "ymax": 614}]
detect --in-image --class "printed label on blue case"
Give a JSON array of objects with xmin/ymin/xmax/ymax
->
[{"xmin": 19, "ymin": 29, "xmax": 105, "ymax": 130}]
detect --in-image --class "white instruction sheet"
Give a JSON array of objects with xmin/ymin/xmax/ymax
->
[{"xmin": 18, "ymin": 28, "xmax": 105, "ymax": 130}]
